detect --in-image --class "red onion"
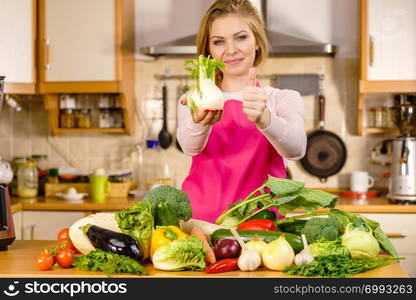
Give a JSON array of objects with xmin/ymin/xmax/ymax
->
[{"xmin": 213, "ymin": 239, "xmax": 241, "ymax": 259}]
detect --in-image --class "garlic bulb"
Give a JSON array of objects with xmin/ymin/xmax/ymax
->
[
  {"xmin": 238, "ymin": 248, "xmax": 261, "ymax": 271},
  {"xmin": 294, "ymin": 234, "xmax": 314, "ymax": 266},
  {"xmin": 230, "ymin": 228, "xmax": 261, "ymax": 272}
]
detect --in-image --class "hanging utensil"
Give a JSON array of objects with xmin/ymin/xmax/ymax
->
[
  {"xmin": 175, "ymin": 81, "xmax": 185, "ymax": 152},
  {"xmin": 300, "ymin": 77, "xmax": 347, "ymax": 182},
  {"xmin": 158, "ymin": 69, "xmax": 173, "ymax": 149}
]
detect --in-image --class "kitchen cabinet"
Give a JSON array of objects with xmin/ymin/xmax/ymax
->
[
  {"xmin": 0, "ymin": 0, "xmax": 135, "ymax": 135},
  {"xmin": 21, "ymin": 211, "xmax": 85, "ymax": 240},
  {"xmin": 12, "ymin": 211, "xmax": 23, "ymax": 240},
  {"xmin": 0, "ymin": 0, "xmax": 37, "ymax": 94},
  {"xmin": 360, "ymin": 213, "xmax": 416, "ymax": 277},
  {"xmin": 40, "ymin": 0, "xmax": 136, "ymax": 135},
  {"xmin": 357, "ymin": 0, "xmax": 416, "ymax": 135}
]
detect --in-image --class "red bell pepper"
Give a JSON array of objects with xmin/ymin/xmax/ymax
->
[
  {"xmin": 237, "ymin": 219, "xmax": 276, "ymax": 231},
  {"xmin": 205, "ymin": 258, "xmax": 239, "ymax": 274}
]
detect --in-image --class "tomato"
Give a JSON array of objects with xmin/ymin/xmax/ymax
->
[
  {"xmin": 36, "ymin": 252, "xmax": 55, "ymax": 271},
  {"xmin": 57, "ymin": 228, "xmax": 70, "ymax": 242},
  {"xmin": 59, "ymin": 240, "xmax": 76, "ymax": 251},
  {"xmin": 56, "ymin": 248, "xmax": 74, "ymax": 268}
]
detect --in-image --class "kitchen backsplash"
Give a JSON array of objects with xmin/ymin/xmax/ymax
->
[{"xmin": 0, "ymin": 56, "xmax": 394, "ymax": 189}]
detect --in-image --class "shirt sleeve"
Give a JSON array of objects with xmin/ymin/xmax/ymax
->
[
  {"xmin": 258, "ymin": 88, "xmax": 307, "ymax": 160},
  {"xmin": 176, "ymin": 95, "xmax": 212, "ymax": 156}
]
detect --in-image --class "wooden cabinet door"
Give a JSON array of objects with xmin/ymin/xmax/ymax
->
[
  {"xmin": 0, "ymin": 0, "xmax": 36, "ymax": 93},
  {"xmin": 22, "ymin": 211, "xmax": 85, "ymax": 240},
  {"xmin": 367, "ymin": 0, "xmax": 416, "ymax": 80},
  {"xmin": 41, "ymin": 0, "xmax": 116, "ymax": 82}
]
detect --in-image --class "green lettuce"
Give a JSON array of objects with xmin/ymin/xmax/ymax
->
[
  {"xmin": 152, "ymin": 235, "xmax": 207, "ymax": 271},
  {"xmin": 115, "ymin": 201, "xmax": 154, "ymax": 259}
]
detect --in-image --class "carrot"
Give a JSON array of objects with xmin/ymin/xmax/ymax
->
[{"xmin": 191, "ymin": 227, "xmax": 216, "ymax": 264}]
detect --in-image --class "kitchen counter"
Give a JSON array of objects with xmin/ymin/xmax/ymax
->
[
  {"xmin": 10, "ymin": 195, "xmax": 416, "ymax": 214},
  {"xmin": 0, "ymin": 241, "xmax": 409, "ymax": 278}
]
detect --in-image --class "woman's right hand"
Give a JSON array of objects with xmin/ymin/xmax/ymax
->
[{"xmin": 181, "ymin": 98, "xmax": 223, "ymax": 126}]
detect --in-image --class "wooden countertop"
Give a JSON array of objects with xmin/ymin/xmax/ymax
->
[
  {"xmin": 10, "ymin": 195, "xmax": 416, "ymax": 214},
  {"xmin": 0, "ymin": 241, "xmax": 409, "ymax": 278}
]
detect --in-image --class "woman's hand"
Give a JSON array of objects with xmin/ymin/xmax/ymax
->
[
  {"xmin": 181, "ymin": 98, "xmax": 223, "ymax": 126},
  {"xmin": 242, "ymin": 68, "xmax": 270, "ymax": 129}
]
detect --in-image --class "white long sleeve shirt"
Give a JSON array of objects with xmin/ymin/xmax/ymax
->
[{"xmin": 176, "ymin": 87, "xmax": 307, "ymax": 160}]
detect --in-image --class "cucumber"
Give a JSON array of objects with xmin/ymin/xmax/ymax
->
[
  {"xmin": 154, "ymin": 199, "xmax": 179, "ymax": 227},
  {"xmin": 211, "ymin": 229, "xmax": 303, "ymax": 253}
]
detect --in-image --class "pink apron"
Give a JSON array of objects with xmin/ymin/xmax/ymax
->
[{"xmin": 181, "ymin": 99, "xmax": 286, "ymax": 223}]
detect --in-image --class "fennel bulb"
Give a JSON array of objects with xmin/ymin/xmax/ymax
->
[
  {"xmin": 184, "ymin": 55, "xmax": 225, "ymax": 111},
  {"xmin": 341, "ymin": 224, "xmax": 380, "ymax": 259}
]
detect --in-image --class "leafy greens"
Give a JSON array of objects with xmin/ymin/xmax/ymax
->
[{"xmin": 215, "ymin": 176, "xmax": 337, "ymax": 226}]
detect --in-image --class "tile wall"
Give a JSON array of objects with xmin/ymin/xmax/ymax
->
[{"xmin": 0, "ymin": 56, "xmax": 394, "ymax": 190}]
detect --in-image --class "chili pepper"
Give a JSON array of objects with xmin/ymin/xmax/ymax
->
[
  {"xmin": 205, "ymin": 258, "xmax": 239, "ymax": 274},
  {"xmin": 237, "ymin": 219, "xmax": 276, "ymax": 231}
]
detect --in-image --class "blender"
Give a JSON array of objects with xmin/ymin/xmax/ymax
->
[
  {"xmin": 0, "ymin": 75, "xmax": 16, "ymax": 250},
  {"xmin": 388, "ymin": 94, "xmax": 416, "ymax": 203}
]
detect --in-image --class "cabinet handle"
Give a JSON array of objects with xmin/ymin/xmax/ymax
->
[
  {"xmin": 44, "ymin": 39, "xmax": 51, "ymax": 70},
  {"xmin": 369, "ymin": 35, "xmax": 374, "ymax": 67},
  {"xmin": 386, "ymin": 233, "xmax": 407, "ymax": 238},
  {"xmin": 24, "ymin": 224, "xmax": 37, "ymax": 240}
]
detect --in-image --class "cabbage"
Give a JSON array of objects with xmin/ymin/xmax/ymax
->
[{"xmin": 341, "ymin": 224, "xmax": 380, "ymax": 259}]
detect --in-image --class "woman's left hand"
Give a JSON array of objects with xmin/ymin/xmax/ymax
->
[{"xmin": 242, "ymin": 68, "xmax": 270, "ymax": 128}]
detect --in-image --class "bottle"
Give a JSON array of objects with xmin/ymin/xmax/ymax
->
[
  {"xmin": 31, "ymin": 154, "xmax": 48, "ymax": 196},
  {"xmin": 17, "ymin": 161, "xmax": 38, "ymax": 198},
  {"xmin": 142, "ymin": 140, "xmax": 174, "ymax": 192},
  {"xmin": 48, "ymin": 168, "xmax": 60, "ymax": 184}
]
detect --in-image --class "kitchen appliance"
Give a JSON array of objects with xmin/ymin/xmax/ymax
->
[
  {"xmin": 0, "ymin": 75, "xmax": 16, "ymax": 250},
  {"xmin": 388, "ymin": 94, "xmax": 416, "ymax": 203},
  {"xmin": 140, "ymin": 0, "xmax": 337, "ymax": 57}
]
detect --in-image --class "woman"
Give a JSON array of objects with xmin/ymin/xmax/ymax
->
[{"xmin": 177, "ymin": 0, "xmax": 307, "ymax": 223}]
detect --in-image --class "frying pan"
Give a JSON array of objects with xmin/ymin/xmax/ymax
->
[{"xmin": 300, "ymin": 94, "xmax": 347, "ymax": 182}]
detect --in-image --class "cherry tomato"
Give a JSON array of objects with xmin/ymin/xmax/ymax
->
[
  {"xmin": 56, "ymin": 249, "xmax": 74, "ymax": 268},
  {"xmin": 36, "ymin": 252, "xmax": 55, "ymax": 271},
  {"xmin": 59, "ymin": 240, "xmax": 76, "ymax": 251},
  {"xmin": 57, "ymin": 228, "xmax": 70, "ymax": 242}
]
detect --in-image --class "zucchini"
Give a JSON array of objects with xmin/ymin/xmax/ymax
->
[
  {"xmin": 277, "ymin": 220, "xmax": 307, "ymax": 235},
  {"xmin": 211, "ymin": 229, "xmax": 303, "ymax": 253},
  {"xmin": 155, "ymin": 199, "xmax": 179, "ymax": 227}
]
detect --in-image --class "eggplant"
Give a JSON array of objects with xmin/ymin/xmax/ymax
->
[{"xmin": 83, "ymin": 224, "xmax": 144, "ymax": 262}]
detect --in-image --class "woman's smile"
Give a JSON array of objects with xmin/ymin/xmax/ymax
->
[{"xmin": 224, "ymin": 58, "xmax": 244, "ymax": 66}]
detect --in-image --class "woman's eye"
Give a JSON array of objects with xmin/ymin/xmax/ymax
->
[
  {"xmin": 213, "ymin": 40, "xmax": 224, "ymax": 46},
  {"xmin": 236, "ymin": 35, "xmax": 248, "ymax": 41}
]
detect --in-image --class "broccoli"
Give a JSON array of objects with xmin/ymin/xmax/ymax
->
[
  {"xmin": 301, "ymin": 217, "xmax": 341, "ymax": 244},
  {"xmin": 142, "ymin": 185, "xmax": 192, "ymax": 224}
]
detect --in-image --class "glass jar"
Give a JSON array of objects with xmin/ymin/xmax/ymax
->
[
  {"xmin": 99, "ymin": 108, "xmax": 113, "ymax": 128},
  {"xmin": 112, "ymin": 108, "xmax": 124, "ymax": 128},
  {"xmin": 77, "ymin": 108, "xmax": 92, "ymax": 128},
  {"xmin": 142, "ymin": 140, "xmax": 174, "ymax": 191},
  {"xmin": 370, "ymin": 106, "xmax": 387, "ymax": 128},
  {"xmin": 17, "ymin": 162, "xmax": 38, "ymax": 198},
  {"xmin": 60, "ymin": 108, "xmax": 75, "ymax": 128}
]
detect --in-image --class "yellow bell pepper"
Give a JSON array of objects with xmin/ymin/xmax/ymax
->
[{"xmin": 150, "ymin": 226, "xmax": 188, "ymax": 258}]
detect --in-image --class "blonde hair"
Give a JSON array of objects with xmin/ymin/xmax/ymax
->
[{"xmin": 196, "ymin": 0, "xmax": 269, "ymax": 68}]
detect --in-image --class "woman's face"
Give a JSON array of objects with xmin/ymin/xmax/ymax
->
[{"xmin": 209, "ymin": 14, "xmax": 258, "ymax": 78}]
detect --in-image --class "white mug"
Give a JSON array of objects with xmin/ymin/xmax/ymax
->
[{"xmin": 350, "ymin": 171, "xmax": 375, "ymax": 193}]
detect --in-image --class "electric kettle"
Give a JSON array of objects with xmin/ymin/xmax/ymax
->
[{"xmin": 0, "ymin": 75, "xmax": 16, "ymax": 251}]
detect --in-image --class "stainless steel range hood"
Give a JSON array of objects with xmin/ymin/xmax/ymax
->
[{"xmin": 140, "ymin": 0, "xmax": 337, "ymax": 57}]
